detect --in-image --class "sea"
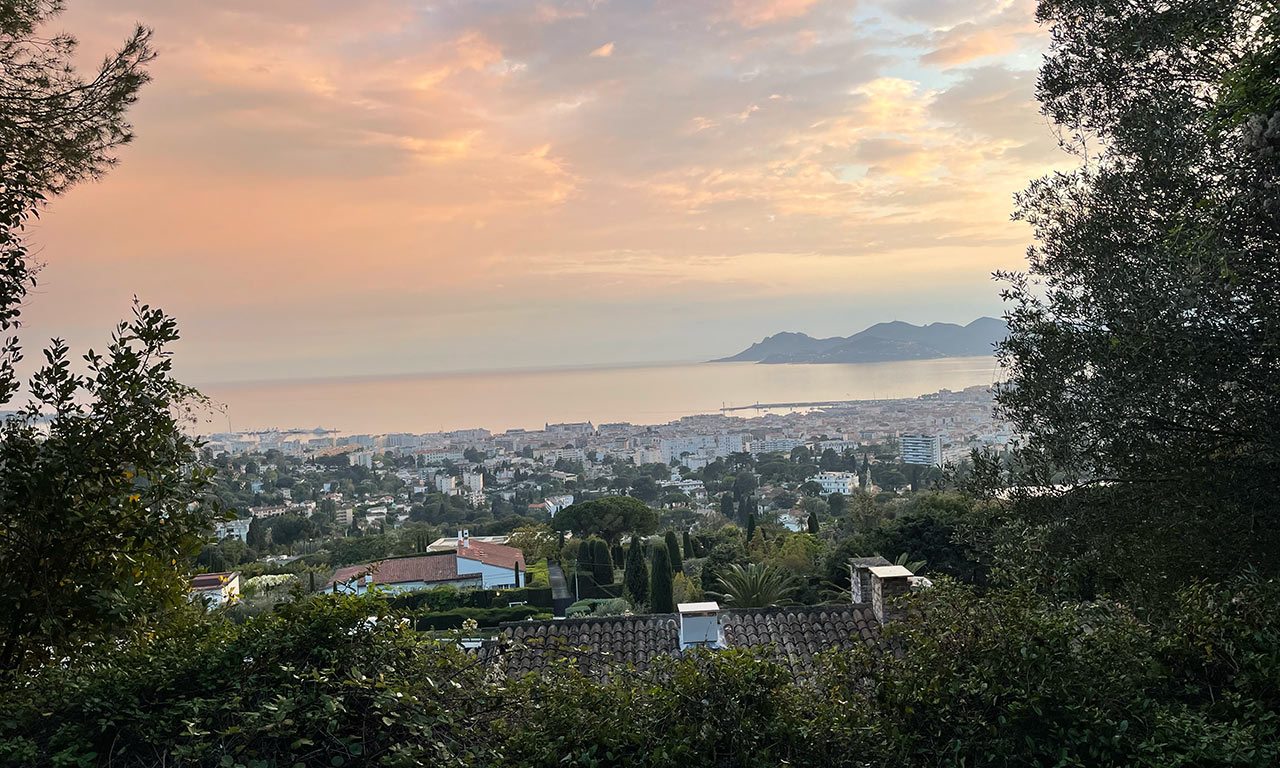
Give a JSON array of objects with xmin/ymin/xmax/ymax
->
[{"xmin": 197, "ymin": 356, "xmax": 1004, "ymax": 436}]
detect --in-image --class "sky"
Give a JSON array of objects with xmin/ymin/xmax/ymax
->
[{"xmin": 23, "ymin": 0, "xmax": 1065, "ymax": 384}]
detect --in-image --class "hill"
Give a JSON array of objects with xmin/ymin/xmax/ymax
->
[{"xmin": 712, "ymin": 317, "xmax": 1007, "ymax": 364}]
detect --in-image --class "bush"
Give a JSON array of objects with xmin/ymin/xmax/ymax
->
[
  {"xmin": 0, "ymin": 594, "xmax": 498, "ymax": 767},
  {"xmin": 413, "ymin": 605, "xmax": 546, "ymax": 630},
  {"xmin": 389, "ymin": 585, "xmax": 554, "ymax": 613}
]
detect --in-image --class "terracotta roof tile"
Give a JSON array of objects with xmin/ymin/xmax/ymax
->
[
  {"xmin": 485, "ymin": 604, "xmax": 889, "ymax": 679},
  {"xmin": 456, "ymin": 539, "xmax": 526, "ymax": 571},
  {"xmin": 325, "ymin": 553, "xmax": 461, "ymax": 589}
]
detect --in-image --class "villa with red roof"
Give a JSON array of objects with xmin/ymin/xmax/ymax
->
[{"xmin": 326, "ymin": 532, "xmax": 526, "ymax": 594}]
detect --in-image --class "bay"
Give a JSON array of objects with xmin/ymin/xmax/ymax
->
[{"xmin": 198, "ymin": 356, "xmax": 1003, "ymax": 435}]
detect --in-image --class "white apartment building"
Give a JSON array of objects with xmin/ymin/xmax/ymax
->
[
  {"xmin": 900, "ymin": 434, "xmax": 943, "ymax": 467},
  {"xmin": 809, "ymin": 471, "xmax": 859, "ymax": 495},
  {"xmin": 659, "ymin": 436, "xmax": 717, "ymax": 464},
  {"xmin": 348, "ymin": 451, "xmax": 374, "ymax": 469},
  {"xmin": 213, "ymin": 518, "xmax": 252, "ymax": 542},
  {"xmin": 750, "ymin": 437, "xmax": 805, "ymax": 454},
  {"xmin": 463, "ymin": 471, "xmax": 484, "ymax": 494}
]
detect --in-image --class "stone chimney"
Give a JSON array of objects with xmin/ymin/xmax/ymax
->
[
  {"xmin": 870, "ymin": 564, "xmax": 913, "ymax": 624},
  {"xmin": 848, "ymin": 556, "xmax": 891, "ymax": 604}
]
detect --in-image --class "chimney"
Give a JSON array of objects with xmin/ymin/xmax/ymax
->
[
  {"xmin": 457, "ymin": 529, "xmax": 463, "ymax": 546},
  {"xmin": 869, "ymin": 564, "xmax": 913, "ymax": 624},
  {"xmin": 463, "ymin": 529, "xmax": 470, "ymax": 548},
  {"xmin": 677, "ymin": 602, "xmax": 722, "ymax": 649},
  {"xmin": 848, "ymin": 556, "xmax": 890, "ymax": 604}
]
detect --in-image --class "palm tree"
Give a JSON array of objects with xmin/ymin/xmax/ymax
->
[
  {"xmin": 708, "ymin": 563, "xmax": 798, "ymax": 608},
  {"xmin": 893, "ymin": 553, "xmax": 927, "ymax": 574}
]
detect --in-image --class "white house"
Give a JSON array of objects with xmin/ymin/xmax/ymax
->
[
  {"xmin": 809, "ymin": 471, "xmax": 859, "ymax": 495},
  {"xmin": 191, "ymin": 571, "xmax": 241, "ymax": 606},
  {"xmin": 325, "ymin": 553, "xmax": 482, "ymax": 595},
  {"xmin": 212, "ymin": 518, "xmax": 251, "ymax": 542},
  {"xmin": 455, "ymin": 534, "xmax": 526, "ymax": 588}
]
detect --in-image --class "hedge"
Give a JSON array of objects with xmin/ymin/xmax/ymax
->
[
  {"xmin": 390, "ymin": 585, "xmax": 554, "ymax": 613},
  {"xmin": 412, "ymin": 605, "xmax": 548, "ymax": 630}
]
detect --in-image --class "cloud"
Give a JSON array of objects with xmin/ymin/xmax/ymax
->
[{"xmin": 28, "ymin": 0, "xmax": 1070, "ymax": 380}]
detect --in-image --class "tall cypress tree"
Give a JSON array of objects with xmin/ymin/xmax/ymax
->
[
  {"xmin": 720, "ymin": 493, "xmax": 735, "ymax": 519},
  {"xmin": 591, "ymin": 538, "xmax": 613, "ymax": 585},
  {"xmin": 623, "ymin": 536, "xmax": 649, "ymax": 605},
  {"xmin": 577, "ymin": 538, "xmax": 596, "ymax": 580},
  {"xmin": 664, "ymin": 530, "xmax": 682, "ymax": 574},
  {"xmin": 682, "ymin": 531, "xmax": 694, "ymax": 560},
  {"xmin": 650, "ymin": 546, "xmax": 674, "ymax": 613},
  {"xmin": 247, "ymin": 516, "xmax": 266, "ymax": 550},
  {"xmin": 746, "ymin": 512, "xmax": 757, "ymax": 543},
  {"xmin": 807, "ymin": 508, "xmax": 820, "ymax": 534}
]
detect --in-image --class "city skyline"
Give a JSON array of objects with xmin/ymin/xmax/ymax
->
[{"xmin": 24, "ymin": 0, "xmax": 1060, "ymax": 383}]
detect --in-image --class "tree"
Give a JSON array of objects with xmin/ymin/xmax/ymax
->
[
  {"xmin": 649, "ymin": 546, "xmax": 674, "ymax": 613},
  {"xmin": 246, "ymin": 516, "xmax": 266, "ymax": 550},
  {"xmin": 506, "ymin": 524, "xmax": 560, "ymax": 563},
  {"xmin": 807, "ymin": 508, "xmax": 820, "ymax": 534},
  {"xmin": 989, "ymin": 0, "xmax": 1280, "ymax": 599},
  {"xmin": 1, "ymin": 2, "xmax": 154, "ymax": 196},
  {"xmin": 827, "ymin": 492, "xmax": 847, "ymax": 516},
  {"xmin": 622, "ymin": 536, "xmax": 649, "ymax": 605},
  {"xmin": 629, "ymin": 475, "xmax": 659, "ymax": 503},
  {"xmin": 0, "ymin": 303, "xmax": 215, "ymax": 677},
  {"xmin": 550, "ymin": 496, "xmax": 657, "ymax": 548},
  {"xmin": 799, "ymin": 480, "xmax": 823, "ymax": 497},
  {"xmin": 664, "ymin": 531, "xmax": 682, "ymax": 574},
  {"xmin": 709, "ymin": 563, "xmax": 798, "ymax": 608},
  {"xmin": 719, "ymin": 493, "xmax": 734, "ymax": 519},
  {"xmin": 682, "ymin": 531, "xmax": 694, "ymax": 561},
  {"xmin": 591, "ymin": 538, "xmax": 613, "ymax": 586},
  {"xmin": 576, "ymin": 537, "xmax": 596, "ymax": 578},
  {"xmin": 746, "ymin": 513, "xmax": 757, "ymax": 544}
]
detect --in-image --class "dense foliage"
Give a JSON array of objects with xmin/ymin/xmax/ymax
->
[
  {"xmin": 0, "ymin": 0, "xmax": 215, "ymax": 679},
  {"xmin": 994, "ymin": 0, "xmax": 1280, "ymax": 600},
  {"xmin": 5, "ymin": 576, "xmax": 1277, "ymax": 767}
]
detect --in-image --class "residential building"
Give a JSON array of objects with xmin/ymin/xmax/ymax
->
[
  {"xmin": 191, "ymin": 571, "xmax": 241, "ymax": 606},
  {"xmin": 326, "ymin": 553, "xmax": 483, "ymax": 595},
  {"xmin": 901, "ymin": 434, "xmax": 943, "ymax": 467},
  {"xmin": 455, "ymin": 533, "xmax": 527, "ymax": 588},
  {"xmin": 348, "ymin": 450, "xmax": 374, "ymax": 469},
  {"xmin": 809, "ymin": 471, "xmax": 859, "ymax": 495},
  {"xmin": 543, "ymin": 494, "xmax": 575, "ymax": 516},
  {"xmin": 212, "ymin": 518, "xmax": 251, "ymax": 542}
]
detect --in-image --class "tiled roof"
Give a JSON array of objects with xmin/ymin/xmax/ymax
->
[
  {"xmin": 457, "ymin": 539, "xmax": 526, "ymax": 571},
  {"xmin": 192, "ymin": 571, "xmax": 238, "ymax": 590},
  {"xmin": 484, "ymin": 604, "xmax": 886, "ymax": 679},
  {"xmin": 486, "ymin": 614, "xmax": 679, "ymax": 679},
  {"xmin": 325, "ymin": 553, "xmax": 461, "ymax": 589},
  {"xmin": 721, "ymin": 605, "xmax": 883, "ymax": 675}
]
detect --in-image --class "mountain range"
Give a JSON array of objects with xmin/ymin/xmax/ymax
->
[{"xmin": 712, "ymin": 317, "xmax": 1008, "ymax": 364}]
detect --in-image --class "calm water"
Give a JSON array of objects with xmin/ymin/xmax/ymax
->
[{"xmin": 198, "ymin": 357, "xmax": 1003, "ymax": 435}]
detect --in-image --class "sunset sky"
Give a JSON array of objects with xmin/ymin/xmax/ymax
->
[{"xmin": 26, "ymin": 0, "xmax": 1066, "ymax": 384}]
